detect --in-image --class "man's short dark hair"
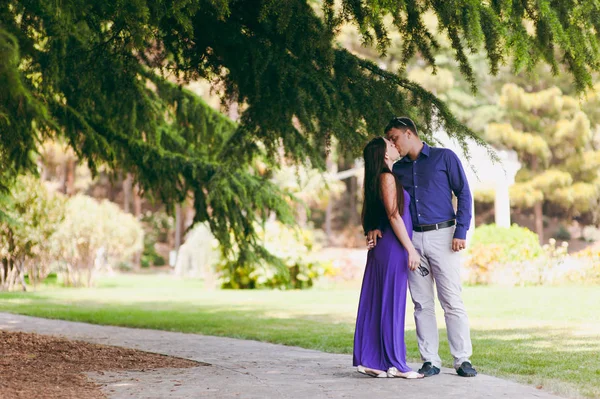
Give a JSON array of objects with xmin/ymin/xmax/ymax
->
[{"xmin": 384, "ymin": 117, "xmax": 419, "ymax": 136}]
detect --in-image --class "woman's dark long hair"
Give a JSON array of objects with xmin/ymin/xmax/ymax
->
[{"xmin": 361, "ymin": 137, "xmax": 405, "ymax": 233}]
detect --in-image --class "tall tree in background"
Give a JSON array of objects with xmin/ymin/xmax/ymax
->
[
  {"xmin": 486, "ymin": 84, "xmax": 600, "ymax": 242},
  {"xmin": 3, "ymin": 0, "xmax": 600, "ymax": 261}
]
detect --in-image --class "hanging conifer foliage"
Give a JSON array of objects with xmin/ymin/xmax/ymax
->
[{"xmin": 2, "ymin": 0, "xmax": 600, "ymax": 262}]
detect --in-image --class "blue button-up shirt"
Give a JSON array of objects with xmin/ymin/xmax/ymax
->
[{"xmin": 392, "ymin": 143, "xmax": 472, "ymax": 239}]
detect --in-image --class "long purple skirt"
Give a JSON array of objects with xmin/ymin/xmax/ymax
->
[{"xmin": 353, "ymin": 216, "xmax": 412, "ymax": 372}]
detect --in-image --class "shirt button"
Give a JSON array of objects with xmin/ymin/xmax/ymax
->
[
  {"xmin": 415, "ymin": 185, "xmax": 418, "ymax": 188},
  {"xmin": 418, "ymin": 214, "xmax": 421, "ymax": 216},
  {"xmin": 416, "ymin": 200, "xmax": 419, "ymax": 202}
]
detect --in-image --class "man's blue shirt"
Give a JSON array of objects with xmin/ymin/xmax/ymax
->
[{"xmin": 392, "ymin": 143, "xmax": 472, "ymax": 240}]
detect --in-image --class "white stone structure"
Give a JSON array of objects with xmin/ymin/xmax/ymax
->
[{"xmin": 436, "ymin": 132, "xmax": 521, "ymax": 237}]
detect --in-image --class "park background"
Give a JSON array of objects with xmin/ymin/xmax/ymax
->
[{"xmin": 1, "ymin": 2, "xmax": 600, "ymax": 398}]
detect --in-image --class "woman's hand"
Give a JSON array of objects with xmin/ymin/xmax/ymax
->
[{"xmin": 407, "ymin": 247, "xmax": 421, "ymax": 271}]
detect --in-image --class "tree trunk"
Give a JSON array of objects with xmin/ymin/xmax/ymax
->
[
  {"xmin": 60, "ymin": 159, "xmax": 68, "ymax": 194},
  {"xmin": 123, "ymin": 173, "xmax": 133, "ymax": 213},
  {"xmin": 531, "ymin": 155, "xmax": 544, "ymax": 243},
  {"xmin": 174, "ymin": 204, "xmax": 183, "ymax": 258},
  {"xmin": 65, "ymin": 158, "xmax": 76, "ymax": 196},
  {"xmin": 7, "ymin": 261, "xmax": 16, "ymax": 291},
  {"xmin": 325, "ymin": 200, "xmax": 333, "ymax": 245},
  {"xmin": 1, "ymin": 260, "xmax": 6, "ymax": 290},
  {"xmin": 107, "ymin": 173, "xmax": 116, "ymax": 202},
  {"xmin": 16, "ymin": 259, "xmax": 27, "ymax": 292},
  {"xmin": 325, "ymin": 153, "xmax": 335, "ymax": 245},
  {"xmin": 132, "ymin": 183, "xmax": 143, "ymax": 270},
  {"xmin": 87, "ymin": 257, "xmax": 94, "ymax": 287},
  {"xmin": 2, "ymin": 230, "xmax": 17, "ymax": 291},
  {"xmin": 29, "ymin": 262, "xmax": 38, "ymax": 290},
  {"xmin": 133, "ymin": 183, "xmax": 142, "ymax": 217},
  {"xmin": 1, "ymin": 258, "xmax": 7, "ymax": 288},
  {"xmin": 65, "ymin": 262, "xmax": 73, "ymax": 287},
  {"xmin": 534, "ymin": 201, "xmax": 544, "ymax": 244},
  {"xmin": 349, "ymin": 174, "xmax": 358, "ymax": 225}
]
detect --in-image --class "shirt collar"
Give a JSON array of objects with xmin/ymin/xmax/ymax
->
[{"xmin": 400, "ymin": 142, "xmax": 429, "ymax": 162}]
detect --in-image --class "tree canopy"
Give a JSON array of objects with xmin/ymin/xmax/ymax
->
[
  {"xmin": 2, "ymin": 0, "xmax": 600, "ymax": 261},
  {"xmin": 487, "ymin": 83, "xmax": 600, "ymax": 240}
]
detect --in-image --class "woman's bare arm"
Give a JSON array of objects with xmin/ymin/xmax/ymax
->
[{"xmin": 380, "ymin": 173, "xmax": 420, "ymax": 270}]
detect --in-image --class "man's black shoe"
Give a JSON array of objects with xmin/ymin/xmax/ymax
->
[
  {"xmin": 418, "ymin": 362, "xmax": 440, "ymax": 377},
  {"xmin": 456, "ymin": 361, "xmax": 478, "ymax": 377}
]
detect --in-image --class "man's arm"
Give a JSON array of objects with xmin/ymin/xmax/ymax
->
[{"xmin": 446, "ymin": 150, "xmax": 472, "ymax": 240}]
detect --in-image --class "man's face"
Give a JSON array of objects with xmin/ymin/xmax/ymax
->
[{"xmin": 386, "ymin": 127, "xmax": 410, "ymax": 157}]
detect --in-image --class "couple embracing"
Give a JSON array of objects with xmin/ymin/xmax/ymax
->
[{"xmin": 353, "ymin": 117, "xmax": 478, "ymax": 379}]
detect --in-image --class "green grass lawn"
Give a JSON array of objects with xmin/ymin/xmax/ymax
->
[{"xmin": 1, "ymin": 274, "xmax": 599, "ymax": 398}]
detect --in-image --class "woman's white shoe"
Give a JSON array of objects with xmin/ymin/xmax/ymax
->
[
  {"xmin": 386, "ymin": 367, "xmax": 424, "ymax": 379},
  {"xmin": 357, "ymin": 365, "xmax": 388, "ymax": 378}
]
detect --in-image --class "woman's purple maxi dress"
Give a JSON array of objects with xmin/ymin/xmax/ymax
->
[{"xmin": 353, "ymin": 189, "xmax": 412, "ymax": 373}]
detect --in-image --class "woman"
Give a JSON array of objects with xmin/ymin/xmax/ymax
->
[{"xmin": 353, "ymin": 137, "xmax": 423, "ymax": 379}]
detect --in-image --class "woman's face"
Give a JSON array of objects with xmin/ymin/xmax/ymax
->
[{"xmin": 384, "ymin": 138, "xmax": 400, "ymax": 162}]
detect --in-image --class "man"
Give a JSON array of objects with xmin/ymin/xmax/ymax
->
[{"xmin": 367, "ymin": 116, "xmax": 477, "ymax": 378}]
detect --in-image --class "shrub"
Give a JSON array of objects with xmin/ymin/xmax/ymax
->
[
  {"xmin": 141, "ymin": 241, "xmax": 166, "ymax": 268},
  {"xmin": 50, "ymin": 195, "xmax": 144, "ymax": 286},
  {"xmin": 216, "ymin": 221, "xmax": 331, "ymax": 289},
  {"xmin": 464, "ymin": 224, "xmax": 543, "ymax": 285},
  {"xmin": 465, "ymin": 224, "xmax": 600, "ymax": 286},
  {"xmin": 140, "ymin": 211, "xmax": 173, "ymax": 267},
  {"xmin": 554, "ymin": 224, "xmax": 571, "ymax": 241},
  {"xmin": 570, "ymin": 245, "xmax": 600, "ymax": 284},
  {"xmin": 0, "ymin": 175, "xmax": 65, "ymax": 291},
  {"xmin": 152, "ymin": 255, "xmax": 166, "ymax": 266},
  {"xmin": 582, "ymin": 226, "xmax": 600, "ymax": 242},
  {"xmin": 141, "ymin": 211, "xmax": 173, "ymax": 243}
]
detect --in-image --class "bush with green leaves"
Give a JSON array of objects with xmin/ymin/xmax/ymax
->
[
  {"xmin": 216, "ymin": 221, "xmax": 330, "ymax": 289},
  {"xmin": 0, "ymin": 175, "xmax": 65, "ymax": 291},
  {"xmin": 554, "ymin": 225, "xmax": 572, "ymax": 241},
  {"xmin": 50, "ymin": 195, "xmax": 144, "ymax": 286},
  {"xmin": 569, "ymin": 245, "xmax": 600, "ymax": 284},
  {"xmin": 140, "ymin": 211, "xmax": 173, "ymax": 268},
  {"xmin": 465, "ymin": 223, "xmax": 600, "ymax": 286},
  {"xmin": 464, "ymin": 224, "xmax": 544, "ymax": 285}
]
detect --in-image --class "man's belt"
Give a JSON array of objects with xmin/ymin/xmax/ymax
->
[{"xmin": 413, "ymin": 219, "xmax": 456, "ymax": 232}]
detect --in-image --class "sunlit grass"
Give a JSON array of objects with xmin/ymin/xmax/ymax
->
[{"xmin": 1, "ymin": 274, "xmax": 599, "ymax": 398}]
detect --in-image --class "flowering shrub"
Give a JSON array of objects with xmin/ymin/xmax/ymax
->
[
  {"xmin": 568, "ymin": 244, "xmax": 600, "ymax": 284},
  {"xmin": 463, "ymin": 223, "xmax": 598, "ymax": 286},
  {"xmin": 463, "ymin": 224, "xmax": 543, "ymax": 285}
]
